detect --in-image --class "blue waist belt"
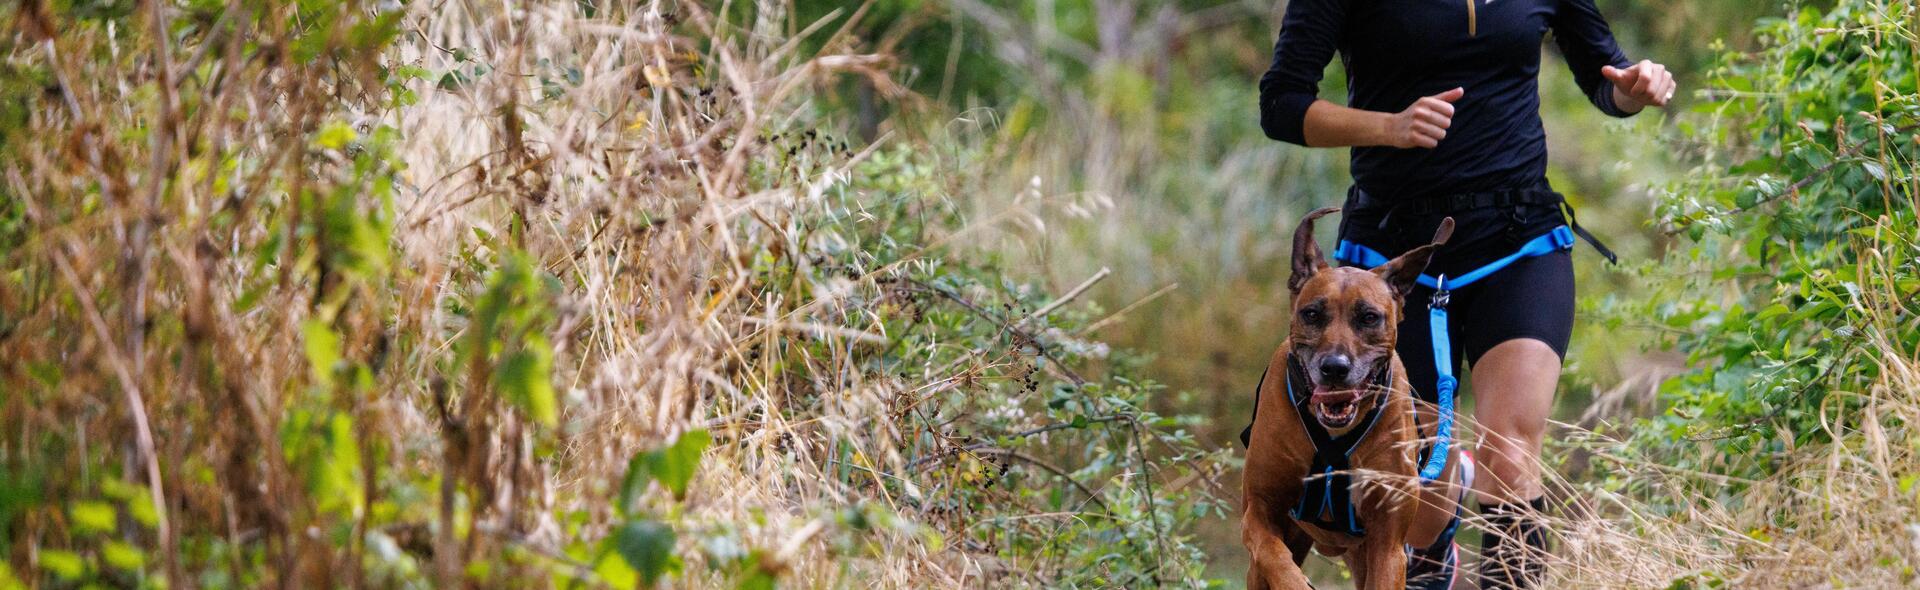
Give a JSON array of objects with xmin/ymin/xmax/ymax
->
[
  {"xmin": 1334, "ymin": 225, "xmax": 1578, "ymax": 290},
  {"xmin": 1332, "ymin": 226, "xmax": 1578, "ymax": 482}
]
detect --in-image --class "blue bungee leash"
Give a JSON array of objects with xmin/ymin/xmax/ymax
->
[
  {"xmin": 1421, "ymin": 276, "xmax": 1456, "ymax": 482},
  {"xmin": 1332, "ymin": 226, "xmax": 1578, "ymax": 482}
]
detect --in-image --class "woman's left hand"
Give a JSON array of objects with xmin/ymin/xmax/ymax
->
[{"xmin": 1601, "ymin": 60, "xmax": 1677, "ymax": 113}]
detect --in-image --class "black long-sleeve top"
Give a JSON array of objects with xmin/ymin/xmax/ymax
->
[{"xmin": 1259, "ymin": 0, "xmax": 1637, "ymax": 200}]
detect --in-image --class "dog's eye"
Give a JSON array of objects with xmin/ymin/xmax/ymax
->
[
  {"xmin": 1298, "ymin": 308, "xmax": 1324, "ymax": 325},
  {"xmin": 1355, "ymin": 310, "xmax": 1382, "ymax": 328}
]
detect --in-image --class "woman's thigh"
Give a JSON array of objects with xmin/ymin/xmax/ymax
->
[{"xmin": 1459, "ymin": 249, "xmax": 1573, "ymax": 431}]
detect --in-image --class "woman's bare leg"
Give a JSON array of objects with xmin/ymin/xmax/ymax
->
[
  {"xmin": 1468, "ymin": 338, "xmax": 1559, "ymax": 589},
  {"xmin": 1470, "ymin": 338, "xmax": 1559, "ymax": 503}
]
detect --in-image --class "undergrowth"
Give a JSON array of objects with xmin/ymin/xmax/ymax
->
[{"xmin": 1553, "ymin": 0, "xmax": 1920, "ymax": 586}]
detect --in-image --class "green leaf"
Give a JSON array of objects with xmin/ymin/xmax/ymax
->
[
  {"xmin": 302, "ymin": 319, "xmax": 341, "ymax": 387},
  {"xmin": 738, "ymin": 571, "xmax": 778, "ymax": 590},
  {"xmin": 620, "ymin": 430, "xmax": 712, "ymax": 509},
  {"xmin": 618, "ymin": 455, "xmax": 649, "ymax": 515},
  {"xmin": 498, "ymin": 344, "xmax": 557, "ymax": 427},
  {"xmin": 101, "ymin": 479, "xmax": 160, "ymax": 528},
  {"xmin": 70, "ymin": 501, "xmax": 117, "ymax": 534},
  {"xmin": 101, "ymin": 541, "xmax": 145, "ymax": 571},
  {"xmin": 1753, "ymin": 303, "xmax": 1792, "ymax": 321},
  {"xmin": 0, "ymin": 561, "xmax": 25, "ymax": 590},
  {"xmin": 326, "ymin": 412, "xmax": 364, "ymax": 502},
  {"xmin": 1862, "ymin": 161, "xmax": 1887, "ymax": 180},
  {"xmin": 232, "ymin": 280, "xmax": 269, "ymax": 314},
  {"xmin": 592, "ymin": 550, "xmax": 637, "ymax": 588},
  {"xmin": 125, "ymin": 492, "xmax": 160, "ymax": 529},
  {"xmin": 736, "ymin": 553, "xmax": 778, "ymax": 590},
  {"xmin": 651, "ymin": 430, "xmax": 711, "ymax": 499},
  {"xmin": 26, "ymin": 362, "xmax": 60, "ymax": 387},
  {"xmin": 314, "ymin": 121, "xmax": 356, "ymax": 150},
  {"xmin": 37, "ymin": 549, "xmax": 84, "ymax": 581},
  {"xmin": 612, "ymin": 520, "xmax": 677, "ymax": 587}
]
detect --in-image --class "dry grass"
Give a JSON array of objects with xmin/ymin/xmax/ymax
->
[
  {"xmin": 392, "ymin": 1, "xmax": 946, "ymax": 585},
  {"xmin": 1319, "ymin": 325, "xmax": 1917, "ymax": 588},
  {"xmin": 1543, "ymin": 346, "xmax": 1920, "ymax": 586}
]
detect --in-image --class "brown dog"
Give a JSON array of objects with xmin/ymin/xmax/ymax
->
[{"xmin": 1242, "ymin": 207, "xmax": 1464, "ymax": 589}]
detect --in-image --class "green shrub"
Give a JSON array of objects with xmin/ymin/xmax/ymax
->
[{"xmin": 1617, "ymin": 0, "xmax": 1920, "ymax": 481}]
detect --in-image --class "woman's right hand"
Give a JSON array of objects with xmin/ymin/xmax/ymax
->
[{"xmin": 1383, "ymin": 87, "xmax": 1464, "ymax": 149}]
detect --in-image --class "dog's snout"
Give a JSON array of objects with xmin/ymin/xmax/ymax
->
[{"xmin": 1318, "ymin": 355, "xmax": 1353, "ymax": 384}]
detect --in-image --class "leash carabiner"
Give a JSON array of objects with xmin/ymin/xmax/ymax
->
[{"xmin": 1429, "ymin": 274, "xmax": 1451, "ymax": 311}]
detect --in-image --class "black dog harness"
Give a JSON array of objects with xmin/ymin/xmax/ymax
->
[
  {"xmin": 1280, "ymin": 356, "xmax": 1395, "ymax": 537},
  {"xmin": 1236, "ymin": 355, "xmax": 1445, "ymax": 538}
]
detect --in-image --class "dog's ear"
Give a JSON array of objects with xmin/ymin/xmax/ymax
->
[
  {"xmin": 1372, "ymin": 217, "xmax": 1454, "ymax": 298},
  {"xmin": 1289, "ymin": 207, "xmax": 1342, "ymax": 293}
]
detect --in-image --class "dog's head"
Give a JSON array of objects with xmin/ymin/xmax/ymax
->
[{"xmin": 1284, "ymin": 207, "xmax": 1452, "ymax": 434}]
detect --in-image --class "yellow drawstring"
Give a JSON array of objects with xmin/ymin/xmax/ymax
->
[{"xmin": 1467, "ymin": 0, "xmax": 1478, "ymax": 37}]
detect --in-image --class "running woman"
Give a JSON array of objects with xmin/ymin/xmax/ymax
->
[{"xmin": 1257, "ymin": 0, "xmax": 1676, "ymax": 586}]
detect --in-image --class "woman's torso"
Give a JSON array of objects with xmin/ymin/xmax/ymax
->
[{"xmin": 1338, "ymin": 0, "xmax": 1567, "ymax": 200}]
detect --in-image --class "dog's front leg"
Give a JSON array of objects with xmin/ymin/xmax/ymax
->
[
  {"xmin": 1355, "ymin": 536, "xmax": 1407, "ymax": 590},
  {"xmin": 1242, "ymin": 503, "xmax": 1313, "ymax": 590}
]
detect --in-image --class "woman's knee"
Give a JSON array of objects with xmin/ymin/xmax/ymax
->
[
  {"xmin": 1476, "ymin": 338, "xmax": 1561, "ymax": 375},
  {"xmin": 1480, "ymin": 419, "xmax": 1546, "ymax": 451},
  {"xmin": 1471, "ymin": 339, "xmax": 1560, "ymax": 438}
]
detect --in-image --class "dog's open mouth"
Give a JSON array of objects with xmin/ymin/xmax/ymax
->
[{"xmin": 1310, "ymin": 389, "xmax": 1364, "ymax": 429}]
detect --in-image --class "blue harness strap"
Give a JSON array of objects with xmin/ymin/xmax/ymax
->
[{"xmin": 1332, "ymin": 226, "xmax": 1578, "ymax": 483}]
